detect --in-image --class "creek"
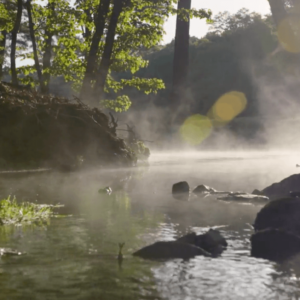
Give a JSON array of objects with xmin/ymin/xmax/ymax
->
[{"xmin": 0, "ymin": 151, "xmax": 300, "ymax": 300}]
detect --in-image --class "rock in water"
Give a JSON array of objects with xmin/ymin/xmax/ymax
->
[
  {"xmin": 254, "ymin": 197, "xmax": 300, "ymax": 234},
  {"xmin": 177, "ymin": 229, "xmax": 227, "ymax": 255},
  {"xmin": 218, "ymin": 192, "xmax": 269, "ymax": 202},
  {"xmin": 290, "ymin": 191, "xmax": 300, "ymax": 198},
  {"xmin": 251, "ymin": 228, "xmax": 300, "ymax": 261},
  {"xmin": 252, "ymin": 189, "xmax": 265, "ymax": 196},
  {"xmin": 133, "ymin": 241, "xmax": 211, "ymax": 260},
  {"xmin": 260, "ymin": 174, "xmax": 300, "ymax": 199},
  {"xmin": 0, "ymin": 248, "xmax": 22, "ymax": 256},
  {"xmin": 193, "ymin": 185, "xmax": 217, "ymax": 195},
  {"xmin": 172, "ymin": 181, "xmax": 190, "ymax": 195},
  {"xmin": 196, "ymin": 229, "xmax": 227, "ymax": 254}
]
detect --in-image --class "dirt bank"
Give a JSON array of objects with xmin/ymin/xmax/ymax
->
[{"xmin": 0, "ymin": 82, "xmax": 136, "ymax": 170}]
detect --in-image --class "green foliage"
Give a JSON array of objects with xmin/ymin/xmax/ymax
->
[
  {"xmin": 9, "ymin": 0, "xmax": 211, "ymax": 112},
  {"xmin": 0, "ymin": 1, "xmax": 15, "ymax": 33},
  {"xmin": 0, "ymin": 196, "xmax": 63, "ymax": 226},
  {"xmin": 128, "ymin": 141, "xmax": 150, "ymax": 161},
  {"xmin": 100, "ymin": 95, "xmax": 132, "ymax": 112},
  {"xmin": 209, "ymin": 8, "xmax": 263, "ymax": 34},
  {"xmin": 117, "ymin": 9, "xmax": 280, "ymax": 138}
]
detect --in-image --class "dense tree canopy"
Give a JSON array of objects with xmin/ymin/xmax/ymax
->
[
  {"xmin": 114, "ymin": 9, "xmax": 283, "ymax": 140},
  {"xmin": 0, "ymin": 0, "xmax": 211, "ymax": 111}
]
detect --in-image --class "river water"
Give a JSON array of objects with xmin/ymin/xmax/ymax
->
[{"xmin": 0, "ymin": 151, "xmax": 300, "ymax": 300}]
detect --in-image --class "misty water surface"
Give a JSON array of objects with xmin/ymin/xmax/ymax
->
[{"xmin": 0, "ymin": 152, "xmax": 300, "ymax": 300}]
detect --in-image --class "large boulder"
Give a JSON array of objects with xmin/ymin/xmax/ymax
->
[
  {"xmin": 254, "ymin": 174, "xmax": 300, "ymax": 199},
  {"xmin": 133, "ymin": 241, "xmax": 211, "ymax": 260},
  {"xmin": 172, "ymin": 181, "xmax": 190, "ymax": 195},
  {"xmin": 177, "ymin": 229, "xmax": 227, "ymax": 255},
  {"xmin": 251, "ymin": 228, "xmax": 300, "ymax": 261},
  {"xmin": 254, "ymin": 197, "xmax": 300, "ymax": 234}
]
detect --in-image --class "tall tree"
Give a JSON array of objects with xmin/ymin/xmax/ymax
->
[
  {"xmin": 16, "ymin": 0, "xmax": 211, "ymax": 112},
  {"xmin": 93, "ymin": 0, "xmax": 130, "ymax": 102},
  {"xmin": 80, "ymin": 0, "xmax": 111, "ymax": 100},
  {"xmin": 168, "ymin": 0, "xmax": 191, "ymax": 126},
  {"xmin": 41, "ymin": 1, "xmax": 55, "ymax": 94},
  {"xmin": 268, "ymin": 0, "xmax": 288, "ymax": 26},
  {"xmin": 0, "ymin": 30, "xmax": 6, "ymax": 79},
  {"xmin": 268, "ymin": 0, "xmax": 300, "ymax": 75},
  {"xmin": 26, "ymin": 0, "xmax": 43, "ymax": 90},
  {"xmin": 10, "ymin": 0, "xmax": 23, "ymax": 85}
]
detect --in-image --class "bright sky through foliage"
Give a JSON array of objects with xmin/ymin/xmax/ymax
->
[
  {"xmin": 18, "ymin": 0, "xmax": 272, "ymax": 66},
  {"xmin": 163, "ymin": 0, "xmax": 271, "ymax": 44}
]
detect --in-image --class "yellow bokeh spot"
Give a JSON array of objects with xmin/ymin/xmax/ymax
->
[
  {"xmin": 278, "ymin": 16, "xmax": 300, "ymax": 53},
  {"xmin": 179, "ymin": 114, "xmax": 212, "ymax": 145},
  {"xmin": 207, "ymin": 91, "xmax": 247, "ymax": 126}
]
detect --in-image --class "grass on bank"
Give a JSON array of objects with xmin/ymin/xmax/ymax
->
[{"xmin": 0, "ymin": 196, "xmax": 63, "ymax": 226}]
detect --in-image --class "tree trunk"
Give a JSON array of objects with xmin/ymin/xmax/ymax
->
[
  {"xmin": 269, "ymin": 0, "xmax": 300, "ymax": 75},
  {"xmin": 168, "ymin": 0, "xmax": 191, "ymax": 127},
  {"xmin": 41, "ymin": 30, "xmax": 52, "ymax": 94},
  {"xmin": 10, "ymin": 0, "xmax": 23, "ymax": 86},
  {"xmin": 80, "ymin": 0, "xmax": 111, "ymax": 100},
  {"xmin": 26, "ymin": 0, "xmax": 44, "ymax": 90},
  {"xmin": 0, "ymin": 30, "xmax": 7, "ymax": 80},
  {"xmin": 41, "ymin": 2, "xmax": 55, "ymax": 94},
  {"xmin": 269, "ymin": 0, "xmax": 288, "ymax": 26},
  {"xmin": 93, "ymin": 0, "xmax": 128, "ymax": 103},
  {"xmin": 84, "ymin": 9, "xmax": 92, "ymax": 41}
]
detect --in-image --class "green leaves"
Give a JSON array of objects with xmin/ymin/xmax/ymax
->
[
  {"xmin": 10, "ymin": 0, "xmax": 212, "ymax": 112},
  {"xmin": 100, "ymin": 95, "xmax": 132, "ymax": 112},
  {"xmin": 0, "ymin": 196, "xmax": 63, "ymax": 226},
  {"xmin": 0, "ymin": 2, "xmax": 15, "ymax": 32},
  {"xmin": 121, "ymin": 77, "xmax": 165, "ymax": 94}
]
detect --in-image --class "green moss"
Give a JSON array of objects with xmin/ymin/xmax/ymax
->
[
  {"xmin": 0, "ymin": 196, "xmax": 62, "ymax": 226},
  {"xmin": 129, "ymin": 141, "xmax": 150, "ymax": 161}
]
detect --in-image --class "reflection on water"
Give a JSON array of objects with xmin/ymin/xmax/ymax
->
[{"xmin": 0, "ymin": 152, "xmax": 300, "ymax": 299}]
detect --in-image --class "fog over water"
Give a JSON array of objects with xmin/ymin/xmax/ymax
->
[{"xmin": 1, "ymin": 151, "xmax": 300, "ymax": 299}]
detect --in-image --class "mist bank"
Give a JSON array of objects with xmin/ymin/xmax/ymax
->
[
  {"xmin": 5, "ymin": 9, "xmax": 300, "ymax": 151},
  {"xmin": 117, "ymin": 9, "xmax": 300, "ymax": 150}
]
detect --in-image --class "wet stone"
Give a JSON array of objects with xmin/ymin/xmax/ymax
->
[
  {"xmin": 192, "ymin": 184, "xmax": 217, "ymax": 195},
  {"xmin": 218, "ymin": 192, "xmax": 269, "ymax": 202},
  {"xmin": 251, "ymin": 228, "xmax": 300, "ymax": 262},
  {"xmin": 177, "ymin": 229, "xmax": 227, "ymax": 256},
  {"xmin": 260, "ymin": 174, "xmax": 300, "ymax": 199},
  {"xmin": 0, "ymin": 248, "xmax": 22, "ymax": 256},
  {"xmin": 254, "ymin": 197, "xmax": 300, "ymax": 234},
  {"xmin": 172, "ymin": 181, "xmax": 190, "ymax": 195},
  {"xmin": 133, "ymin": 241, "xmax": 211, "ymax": 260}
]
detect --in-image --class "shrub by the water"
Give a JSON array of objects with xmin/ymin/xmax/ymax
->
[{"xmin": 0, "ymin": 196, "xmax": 62, "ymax": 226}]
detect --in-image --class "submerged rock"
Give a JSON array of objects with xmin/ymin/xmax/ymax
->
[
  {"xmin": 0, "ymin": 248, "xmax": 22, "ymax": 256},
  {"xmin": 172, "ymin": 193, "xmax": 191, "ymax": 201},
  {"xmin": 254, "ymin": 197, "xmax": 300, "ymax": 234},
  {"xmin": 98, "ymin": 186, "xmax": 112, "ymax": 195},
  {"xmin": 257, "ymin": 174, "xmax": 300, "ymax": 199},
  {"xmin": 177, "ymin": 229, "xmax": 227, "ymax": 255},
  {"xmin": 252, "ymin": 189, "xmax": 265, "ymax": 196},
  {"xmin": 218, "ymin": 192, "xmax": 269, "ymax": 202},
  {"xmin": 251, "ymin": 228, "xmax": 300, "ymax": 261},
  {"xmin": 193, "ymin": 185, "xmax": 217, "ymax": 195},
  {"xmin": 172, "ymin": 181, "xmax": 190, "ymax": 195},
  {"xmin": 133, "ymin": 241, "xmax": 211, "ymax": 260},
  {"xmin": 192, "ymin": 185, "xmax": 228, "ymax": 196},
  {"xmin": 133, "ymin": 229, "xmax": 227, "ymax": 260}
]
